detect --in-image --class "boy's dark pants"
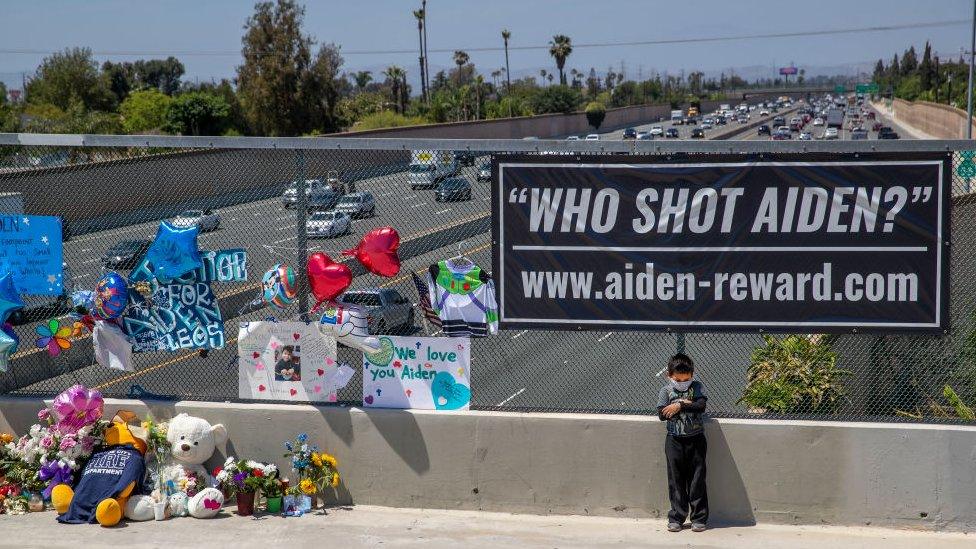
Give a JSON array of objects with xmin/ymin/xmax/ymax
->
[{"xmin": 665, "ymin": 433, "xmax": 708, "ymax": 524}]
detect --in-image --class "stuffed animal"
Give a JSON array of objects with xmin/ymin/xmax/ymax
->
[
  {"xmin": 52, "ymin": 411, "xmax": 147, "ymax": 527},
  {"xmin": 124, "ymin": 413, "xmax": 227, "ymax": 519}
]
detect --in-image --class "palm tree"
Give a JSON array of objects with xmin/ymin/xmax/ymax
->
[
  {"xmin": 539, "ymin": 69, "xmax": 548, "ymax": 87},
  {"xmin": 413, "ymin": 9, "xmax": 427, "ymax": 103},
  {"xmin": 547, "ymin": 73, "xmax": 554, "ymax": 85},
  {"xmin": 383, "ymin": 66, "xmax": 406, "ymax": 113},
  {"xmin": 453, "ymin": 50, "xmax": 469, "ymax": 87},
  {"xmin": 501, "ymin": 29, "xmax": 512, "ymax": 91},
  {"xmin": 490, "ymin": 69, "xmax": 501, "ymax": 88},
  {"xmin": 473, "ymin": 74, "xmax": 485, "ymax": 119},
  {"xmin": 548, "ymin": 35, "xmax": 573, "ymax": 85},
  {"xmin": 354, "ymin": 71, "xmax": 372, "ymax": 93},
  {"xmin": 570, "ymin": 68, "xmax": 579, "ymax": 88}
]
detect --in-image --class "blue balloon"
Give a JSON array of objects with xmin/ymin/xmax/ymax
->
[
  {"xmin": 93, "ymin": 272, "xmax": 130, "ymax": 320},
  {"xmin": 145, "ymin": 221, "xmax": 203, "ymax": 280},
  {"xmin": 70, "ymin": 290, "xmax": 96, "ymax": 320},
  {"xmin": 0, "ymin": 272, "xmax": 24, "ymax": 326}
]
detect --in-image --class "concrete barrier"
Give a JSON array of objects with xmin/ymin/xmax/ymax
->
[
  {"xmin": 874, "ymin": 98, "xmax": 975, "ymax": 139},
  {"xmin": 1, "ymin": 396, "xmax": 973, "ymax": 531}
]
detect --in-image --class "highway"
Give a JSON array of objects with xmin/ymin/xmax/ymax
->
[{"xmin": 6, "ymin": 93, "xmax": 907, "ymax": 414}]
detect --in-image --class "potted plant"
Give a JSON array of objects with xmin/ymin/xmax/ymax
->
[
  {"xmin": 739, "ymin": 334, "xmax": 849, "ymax": 414},
  {"xmin": 263, "ymin": 476, "xmax": 284, "ymax": 514},
  {"xmin": 215, "ymin": 457, "xmax": 276, "ymax": 516},
  {"xmin": 284, "ymin": 434, "xmax": 340, "ymax": 509}
]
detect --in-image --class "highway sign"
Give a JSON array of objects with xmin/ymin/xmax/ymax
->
[
  {"xmin": 856, "ymin": 83, "xmax": 880, "ymax": 94},
  {"xmin": 834, "ymin": 85, "xmax": 846, "ymax": 94}
]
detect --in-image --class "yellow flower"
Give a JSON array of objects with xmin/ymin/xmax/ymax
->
[
  {"xmin": 299, "ymin": 478, "xmax": 316, "ymax": 495},
  {"xmin": 311, "ymin": 454, "xmax": 323, "ymax": 467},
  {"xmin": 141, "ymin": 421, "xmax": 150, "ymax": 431},
  {"xmin": 323, "ymin": 454, "xmax": 338, "ymax": 469},
  {"xmin": 330, "ymin": 472, "xmax": 340, "ymax": 488},
  {"xmin": 0, "ymin": 433, "xmax": 13, "ymax": 444}
]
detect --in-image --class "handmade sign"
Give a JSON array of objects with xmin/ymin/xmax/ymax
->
[
  {"xmin": 362, "ymin": 335, "xmax": 471, "ymax": 410},
  {"xmin": 123, "ymin": 249, "xmax": 247, "ymax": 352},
  {"xmin": 0, "ymin": 215, "xmax": 64, "ymax": 295},
  {"xmin": 237, "ymin": 321, "xmax": 353, "ymax": 402}
]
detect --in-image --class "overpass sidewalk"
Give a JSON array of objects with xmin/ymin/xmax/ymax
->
[{"xmin": 0, "ymin": 505, "xmax": 971, "ymax": 549}]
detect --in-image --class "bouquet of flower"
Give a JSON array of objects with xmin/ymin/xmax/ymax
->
[
  {"xmin": 283, "ymin": 433, "xmax": 339, "ymax": 496},
  {"xmin": 7, "ymin": 385, "xmax": 108, "ymax": 498},
  {"xmin": 141, "ymin": 416, "xmax": 169, "ymax": 497},
  {"xmin": 213, "ymin": 457, "xmax": 278, "ymax": 495}
]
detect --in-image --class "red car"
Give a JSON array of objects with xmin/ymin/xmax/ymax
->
[{"xmin": 872, "ymin": 122, "xmax": 883, "ymax": 132}]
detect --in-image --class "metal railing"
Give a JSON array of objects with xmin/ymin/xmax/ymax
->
[{"xmin": 1, "ymin": 133, "xmax": 975, "ymax": 424}]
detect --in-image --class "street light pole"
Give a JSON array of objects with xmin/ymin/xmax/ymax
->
[{"xmin": 967, "ymin": 0, "xmax": 975, "ymax": 138}]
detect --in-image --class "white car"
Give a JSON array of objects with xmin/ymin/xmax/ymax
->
[
  {"xmin": 759, "ymin": 109, "xmax": 770, "ymax": 116},
  {"xmin": 650, "ymin": 125, "xmax": 664, "ymax": 136},
  {"xmin": 306, "ymin": 210, "xmax": 352, "ymax": 238},
  {"xmin": 171, "ymin": 209, "xmax": 220, "ymax": 232},
  {"xmin": 823, "ymin": 127, "xmax": 839, "ymax": 140},
  {"xmin": 813, "ymin": 117, "xmax": 824, "ymax": 126},
  {"xmin": 585, "ymin": 134, "xmax": 600, "ymax": 141},
  {"xmin": 700, "ymin": 121, "xmax": 713, "ymax": 130},
  {"xmin": 636, "ymin": 131, "xmax": 653, "ymax": 140},
  {"xmin": 799, "ymin": 132, "xmax": 813, "ymax": 141},
  {"xmin": 566, "ymin": 135, "xmax": 580, "ymax": 141}
]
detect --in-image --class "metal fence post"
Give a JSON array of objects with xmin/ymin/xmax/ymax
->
[{"xmin": 295, "ymin": 149, "xmax": 308, "ymax": 316}]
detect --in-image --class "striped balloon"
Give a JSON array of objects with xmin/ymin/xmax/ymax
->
[{"xmin": 261, "ymin": 263, "xmax": 297, "ymax": 310}]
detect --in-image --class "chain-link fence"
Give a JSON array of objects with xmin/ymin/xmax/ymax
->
[{"xmin": 0, "ymin": 135, "xmax": 974, "ymax": 424}]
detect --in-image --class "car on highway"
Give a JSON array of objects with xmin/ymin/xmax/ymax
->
[
  {"xmin": 757, "ymin": 124, "xmax": 771, "ymax": 136},
  {"xmin": 409, "ymin": 150, "xmax": 460, "ymax": 189},
  {"xmin": 871, "ymin": 122, "xmax": 884, "ymax": 132},
  {"xmin": 585, "ymin": 134, "xmax": 600, "ymax": 141},
  {"xmin": 102, "ymin": 239, "xmax": 153, "ymax": 270},
  {"xmin": 772, "ymin": 127, "xmax": 792, "ymax": 140},
  {"xmin": 306, "ymin": 210, "xmax": 352, "ymax": 238},
  {"xmin": 636, "ymin": 131, "xmax": 653, "ymax": 140},
  {"xmin": 282, "ymin": 179, "xmax": 341, "ymax": 209},
  {"xmin": 665, "ymin": 127, "xmax": 679, "ymax": 138},
  {"xmin": 337, "ymin": 288, "xmax": 414, "ymax": 335},
  {"xmin": 453, "ymin": 150, "xmax": 476, "ymax": 166},
  {"xmin": 650, "ymin": 126, "xmax": 664, "ymax": 136},
  {"xmin": 865, "ymin": 111, "xmax": 876, "ymax": 120},
  {"xmin": 324, "ymin": 170, "xmax": 353, "ymax": 195},
  {"xmin": 171, "ymin": 209, "xmax": 220, "ymax": 232},
  {"xmin": 566, "ymin": 135, "xmax": 580, "ymax": 141},
  {"xmin": 476, "ymin": 161, "xmax": 492, "ymax": 182},
  {"xmin": 798, "ymin": 132, "xmax": 813, "ymax": 141},
  {"xmin": 333, "ymin": 192, "xmax": 376, "ymax": 218},
  {"xmin": 759, "ymin": 109, "xmax": 770, "ymax": 116},
  {"xmin": 434, "ymin": 177, "xmax": 473, "ymax": 202},
  {"xmin": 813, "ymin": 117, "xmax": 824, "ymax": 126},
  {"xmin": 878, "ymin": 128, "xmax": 900, "ymax": 139},
  {"xmin": 851, "ymin": 129, "xmax": 869, "ymax": 140},
  {"xmin": 736, "ymin": 114, "xmax": 749, "ymax": 124},
  {"xmin": 823, "ymin": 127, "xmax": 839, "ymax": 140},
  {"xmin": 714, "ymin": 115, "xmax": 727, "ymax": 125},
  {"xmin": 683, "ymin": 117, "xmax": 696, "ymax": 125},
  {"xmin": 622, "ymin": 127, "xmax": 638, "ymax": 140},
  {"xmin": 773, "ymin": 116, "xmax": 786, "ymax": 127},
  {"xmin": 700, "ymin": 120, "xmax": 713, "ymax": 130},
  {"xmin": 690, "ymin": 128, "xmax": 706, "ymax": 139}
]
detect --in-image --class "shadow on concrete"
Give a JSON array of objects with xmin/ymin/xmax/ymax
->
[
  {"xmin": 705, "ymin": 423, "xmax": 756, "ymax": 527},
  {"xmin": 317, "ymin": 403, "xmax": 354, "ymax": 446},
  {"xmin": 362, "ymin": 408, "xmax": 430, "ymax": 476}
]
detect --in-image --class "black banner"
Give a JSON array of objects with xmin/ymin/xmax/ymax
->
[{"xmin": 492, "ymin": 153, "xmax": 950, "ymax": 333}]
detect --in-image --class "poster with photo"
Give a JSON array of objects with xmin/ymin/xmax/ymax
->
[
  {"xmin": 238, "ymin": 321, "xmax": 353, "ymax": 402},
  {"xmin": 362, "ymin": 335, "xmax": 471, "ymax": 410}
]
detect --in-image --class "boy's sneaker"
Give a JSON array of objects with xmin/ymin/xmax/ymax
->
[
  {"xmin": 691, "ymin": 523, "xmax": 707, "ymax": 532},
  {"xmin": 667, "ymin": 522, "xmax": 682, "ymax": 532}
]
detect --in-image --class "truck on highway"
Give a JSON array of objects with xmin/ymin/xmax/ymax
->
[
  {"xmin": 409, "ymin": 150, "xmax": 459, "ymax": 190},
  {"xmin": 687, "ymin": 100, "xmax": 701, "ymax": 118},
  {"xmin": 826, "ymin": 108, "xmax": 845, "ymax": 129},
  {"xmin": 670, "ymin": 109, "xmax": 683, "ymax": 122}
]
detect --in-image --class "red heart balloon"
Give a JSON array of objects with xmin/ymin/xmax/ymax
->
[
  {"xmin": 343, "ymin": 226, "xmax": 401, "ymax": 278},
  {"xmin": 307, "ymin": 252, "xmax": 353, "ymax": 308}
]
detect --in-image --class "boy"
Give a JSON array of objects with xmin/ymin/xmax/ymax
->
[
  {"xmin": 657, "ymin": 352, "xmax": 708, "ymax": 533},
  {"xmin": 275, "ymin": 345, "xmax": 301, "ymax": 381}
]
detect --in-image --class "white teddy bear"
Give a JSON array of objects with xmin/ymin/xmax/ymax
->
[{"xmin": 125, "ymin": 413, "xmax": 228, "ymax": 520}]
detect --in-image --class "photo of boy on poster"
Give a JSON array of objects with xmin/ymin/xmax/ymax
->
[{"xmin": 274, "ymin": 345, "xmax": 301, "ymax": 381}]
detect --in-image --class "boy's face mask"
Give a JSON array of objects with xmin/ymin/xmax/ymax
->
[{"xmin": 670, "ymin": 377, "xmax": 693, "ymax": 392}]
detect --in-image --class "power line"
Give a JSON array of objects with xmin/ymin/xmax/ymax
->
[{"xmin": 0, "ymin": 19, "xmax": 967, "ymax": 58}]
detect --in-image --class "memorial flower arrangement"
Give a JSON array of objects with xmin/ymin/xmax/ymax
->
[
  {"xmin": 214, "ymin": 457, "xmax": 278, "ymax": 495},
  {"xmin": 283, "ymin": 433, "xmax": 339, "ymax": 496},
  {"xmin": 142, "ymin": 417, "xmax": 170, "ymax": 496},
  {"xmin": 6, "ymin": 385, "xmax": 108, "ymax": 499}
]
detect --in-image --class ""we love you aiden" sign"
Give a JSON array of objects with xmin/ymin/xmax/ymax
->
[{"xmin": 362, "ymin": 335, "xmax": 471, "ymax": 410}]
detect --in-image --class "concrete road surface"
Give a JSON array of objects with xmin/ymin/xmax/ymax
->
[{"xmin": 0, "ymin": 505, "xmax": 971, "ymax": 549}]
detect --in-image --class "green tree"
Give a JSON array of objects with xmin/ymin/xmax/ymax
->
[
  {"xmin": 119, "ymin": 89, "xmax": 172, "ymax": 133},
  {"xmin": 163, "ymin": 92, "xmax": 230, "ymax": 135},
  {"xmin": 901, "ymin": 46, "xmax": 917, "ymax": 77},
  {"xmin": 101, "ymin": 61, "xmax": 133, "ymax": 104},
  {"xmin": 237, "ymin": 0, "xmax": 344, "ymax": 135},
  {"xmin": 133, "ymin": 57, "xmax": 185, "ymax": 95},
  {"xmin": 453, "ymin": 50, "xmax": 470, "ymax": 87},
  {"xmin": 919, "ymin": 41, "xmax": 934, "ymax": 92},
  {"xmin": 548, "ymin": 35, "xmax": 573, "ymax": 85},
  {"xmin": 501, "ymin": 29, "xmax": 512, "ymax": 90},
  {"xmin": 353, "ymin": 71, "xmax": 373, "ymax": 93},
  {"xmin": 383, "ymin": 65, "xmax": 406, "ymax": 113},
  {"xmin": 0, "ymin": 81, "xmax": 6, "ymax": 106},
  {"xmin": 26, "ymin": 47, "xmax": 115, "ymax": 111},
  {"xmin": 584, "ymin": 101, "xmax": 606, "ymax": 129},
  {"xmin": 530, "ymin": 84, "xmax": 581, "ymax": 114}
]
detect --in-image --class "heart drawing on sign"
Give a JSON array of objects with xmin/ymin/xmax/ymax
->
[
  {"xmin": 313, "ymin": 385, "xmax": 322, "ymax": 393},
  {"xmin": 270, "ymin": 341, "xmax": 279, "ymax": 350},
  {"xmin": 293, "ymin": 333, "xmax": 300, "ymax": 340},
  {"xmin": 405, "ymin": 389, "xmax": 412, "ymax": 397},
  {"xmin": 290, "ymin": 388, "xmax": 298, "ymax": 396},
  {"xmin": 364, "ymin": 337, "xmax": 394, "ymax": 367},
  {"xmin": 430, "ymin": 371, "xmax": 471, "ymax": 411},
  {"xmin": 364, "ymin": 395, "xmax": 374, "ymax": 405},
  {"xmin": 317, "ymin": 368, "xmax": 325, "ymax": 376},
  {"xmin": 252, "ymin": 352, "xmax": 260, "ymax": 359},
  {"xmin": 255, "ymin": 362, "xmax": 265, "ymax": 371},
  {"xmin": 203, "ymin": 499, "xmax": 221, "ymax": 511},
  {"xmin": 258, "ymin": 385, "xmax": 266, "ymax": 392}
]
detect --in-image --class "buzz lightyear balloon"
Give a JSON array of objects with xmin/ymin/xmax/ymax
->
[
  {"xmin": 261, "ymin": 263, "xmax": 297, "ymax": 310},
  {"xmin": 318, "ymin": 304, "xmax": 381, "ymax": 353}
]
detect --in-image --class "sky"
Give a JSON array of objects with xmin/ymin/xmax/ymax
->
[{"xmin": 1, "ymin": 0, "xmax": 974, "ymax": 91}]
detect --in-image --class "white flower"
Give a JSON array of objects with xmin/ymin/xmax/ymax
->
[
  {"xmin": 245, "ymin": 460, "xmax": 263, "ymax": 470},
  {"xmin": 224, "ymin": 456, "xmax": 235, "ymax": 466},
  {"xmin": 216, "ymin": 470, "xmax": 229, "ymax": 482},
  {"xmin": 29, "ymin": 425, "xmax": 42, "ymax": 437},
  {"xmin": 262, "ymin": 463, "xmax": 278, "ymax": 476}
]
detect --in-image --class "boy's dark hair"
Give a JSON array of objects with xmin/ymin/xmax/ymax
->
[
  {"xmin": 281, "ymin": 345, "xmax": 295, "ymax": 355},
  {"xmin": 667, "ymin": 353, "xmax": 694, "ymax": 376}
]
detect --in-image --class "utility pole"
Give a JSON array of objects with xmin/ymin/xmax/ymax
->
[
  {"xmin": 968, "ymin": 0, "xmax": 976, "ymax": 138},
  {"xmin": 422, "ymin": 0, "xmax": 430, "ymax": 101}
]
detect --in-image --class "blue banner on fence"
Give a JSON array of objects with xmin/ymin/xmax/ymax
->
[
  {"xmin": 0, "ymin": 214, "xmax": 64, "ymax": 296},
  {"xmin": 123, "ymin": 249, "xmax": 247, "ymax": 352}
]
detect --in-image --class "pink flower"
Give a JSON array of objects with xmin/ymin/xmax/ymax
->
[
  {"xmin": 52, "ymin": 385, "xmax": 103, "ymax": 434},
  {"xmin": 39, "ymin": 435, "xmax": 54, "ymax": 450},
  {"xmin": 80, "ymin": 436, "xmax": 95, "ymax": 453},
  {"xmin": 59, "ymin": 436, "xmax": 77, "ymax": 452},
  {"xmin": 37, "ymin": 408, "xmax": 51, "ymax": 422}
]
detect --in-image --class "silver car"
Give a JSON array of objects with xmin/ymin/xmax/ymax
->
[
  {"xmin": 306, "ymin": 211, "xmax": 351, "ymax": 238},
  {"xmin": 333, "ymin": 192, "xmax": 375, "ymax": 218},
  {"xmin": 337, "ymin": 288, "xmax": 414, "ymax": 334},
  {"xmin": 282, "ymin": 179, "xmax": 340, "ymax": 209},
  {"xmin": 171, "ymin": 209, "xmax": 220, "ymax": 232}
]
